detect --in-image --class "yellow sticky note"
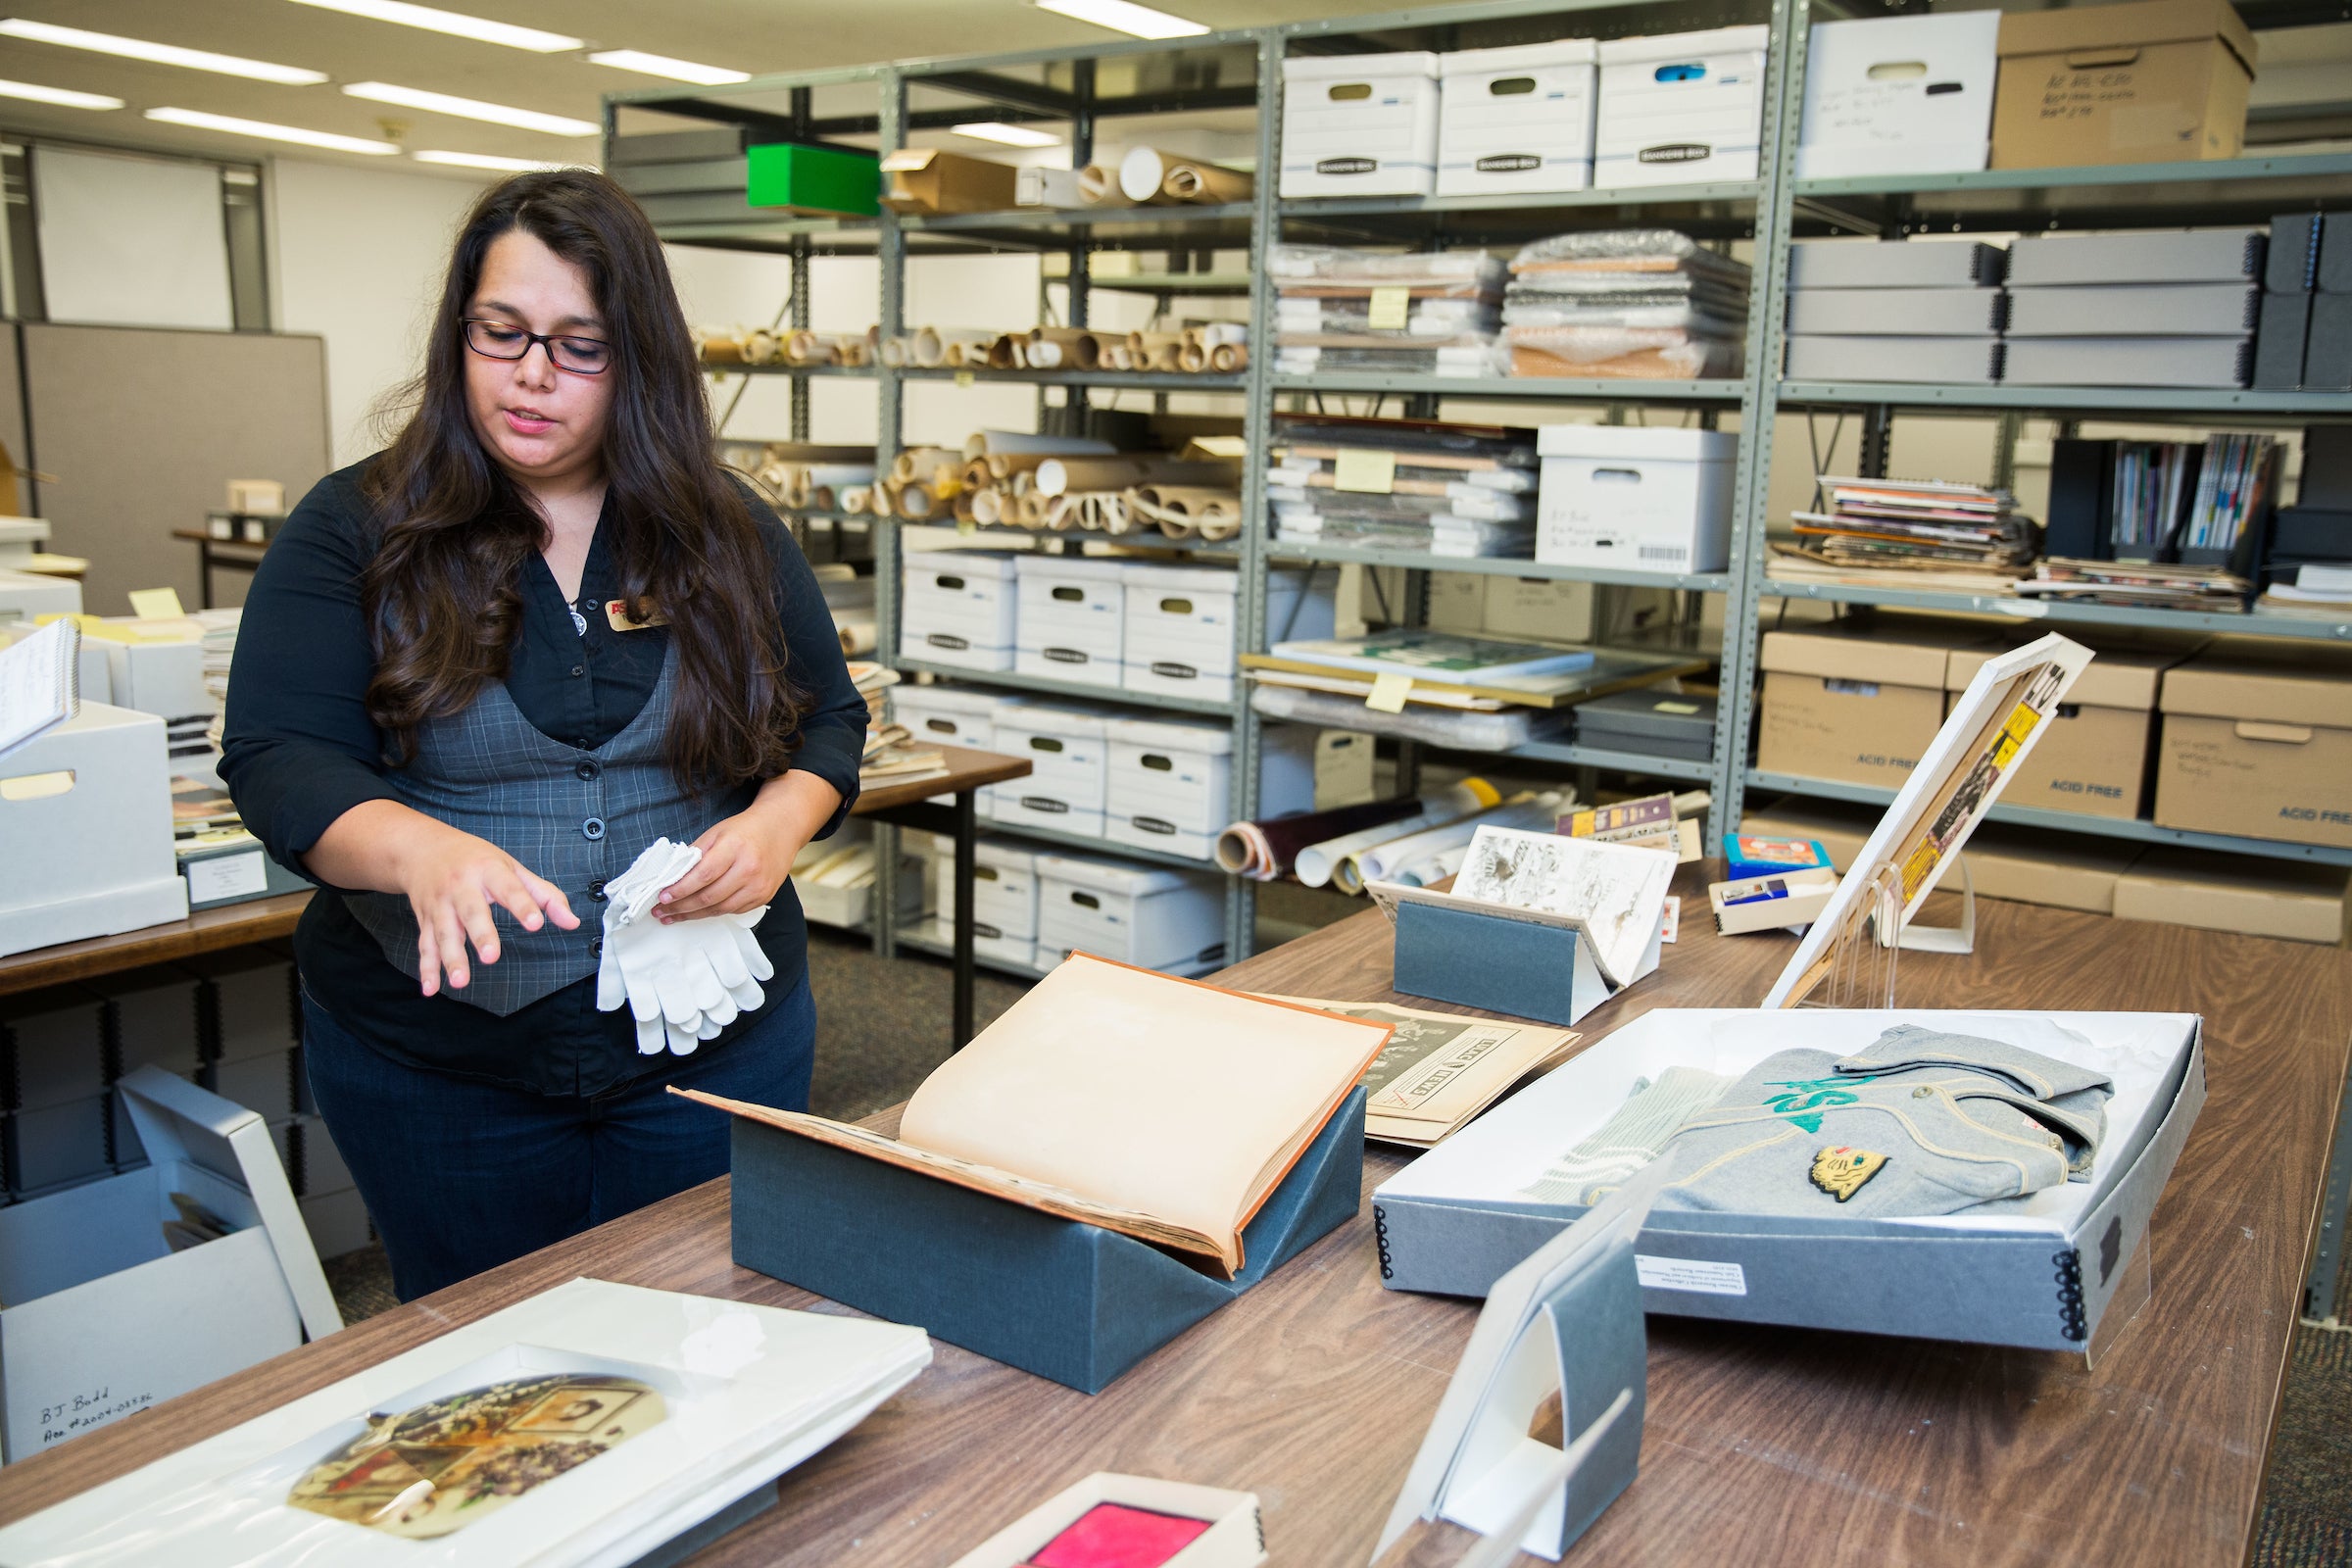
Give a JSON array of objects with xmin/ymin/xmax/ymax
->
[
  {"xmin": 1657, "ymin": 700, "xmax": 1701, "ymax": 714},
  {"xmin": 955, "ymin": 369, "xmax": 976, "ymax": 388},
  {"xmin": 1366, "ymin": 672, "xmax": 1413, "ymax": 713},
  {"xmin": 128, "ymin": 587, "xmax": 185, "ymax": 620},
  {"xmin": 1333, "ymin": 448, "xmax": 1396, "ymax": 495},
  {"xmin": 1367, "ymin": 285, "xmax": 1410, "ymax": 331}
]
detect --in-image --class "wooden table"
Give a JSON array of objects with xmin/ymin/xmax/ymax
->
[
  {"xmin": 0, "ymin": 748, "xmax": 1030, "ymax": 1047},
  {"xmin": 170, "ymin": 528, "xmax": 268, "ymax": 611},
  {"xmin": 2, "ymin": 870, "xmax": 2345, "ymax": 1567}
]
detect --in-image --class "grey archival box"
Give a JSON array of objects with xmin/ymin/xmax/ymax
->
[
  {"xmin": 2255, "ymin": 294, "xmax": 2313, "ymax": 389},
  {"xmin": 1784, "ymin": 334, "xmax": 2004, "ymax": 383},
  {"xmin": 1787, "ymin": 240, "xmax": 2007, "ymax": 290},
  {"xmin": 1787, "ymin": 287, "xmax": 2007, "ymax": 337},
  {"xmin": 2003, "ymin": 336, "xmax": 2251, "ymax": 388},
  {"xmin": 2006, "ymin": 228, "xmax": 2266, "ymax": 287},
  {"xmin": 2003, "ymin": 282, "xmax": 2260, "ymax": 338}
]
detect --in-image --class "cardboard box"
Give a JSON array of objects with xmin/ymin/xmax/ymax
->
[
  {"xmin": 1788, "ymin": 239, "xmax": 2007, "ymax": 290},
  {"xmin": 1313, "ymin": 729, "xmax": 1378, "ymax": 808},
  {"xmin": 2156, "ymin": 642, "xmax": 2352, "ymax": 846},
  {"xmin": 1594, "ymin": 25, "xmax": 1770, "ymax": 187},
  {"xmin": 1785, "ymin": 334, "xmax": 2005, "ymax": 383},
  {"xmin": 0, "ymin": 1067, "xmax": 339, "ymax": 1460},
  {"xmin": 747, "ymin": 141, "xmax": 880, "ymax": 217},
  {"xmin": 1948, "ymin": 824, "xmax": 2144, "ymax": 914},
  {"xmin": 878, "ymin": 148, "xmax": 1017, "ymax": 215},
  {"xmin": 1437, "ymin": 40, "xmax": 1598, "ymax": 197},
  {"xmin": 2113, "ymin": 848, "xmax": 2350, "ymax": 944},
  {"xmin": 1990, "ymin": 0, "xmax": 2254, "ymax": 170},
  {"xmin": 1535, "ymin": 425, "xmax": 1737, "ymax": 574},
  {"xmin": 1370, "ymin": 1007, "xmax": 2204, "ymax": 1354},
  {"xmin": 1280, "ymin": 53, "xmax": 1442, "ymax": 198},
  {"xmin": 2004, "ymin": 281, "xmax": 2259, "ymax": 337},
  {"xmin": 1755, "ymin": 618, "xmax": 1991, "ymax": 787},
  {"xmin": 1945, "ymin": 642, "xmax": 2184, "ymax": 819},
  {"xmin": 1797, "ymin": 12, "xmax": 2001, "ymax": 179},
  {"xmin": 1786, "ymin": 286, "xmax": 2007, "ymax": 336},
  {"xmin": 726, "ymin": 1089, "xmax": 1365, "ymax": 1394}
]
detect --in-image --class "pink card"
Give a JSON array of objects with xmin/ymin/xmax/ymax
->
[{"xmin": 1027, "ymin": 1502, "xmax": 1213, "ymax": 1568}]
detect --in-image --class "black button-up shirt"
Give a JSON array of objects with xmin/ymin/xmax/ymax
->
[{"xmin": 220, "ymin": 460, "xmax": 865, "ymax": 1096}]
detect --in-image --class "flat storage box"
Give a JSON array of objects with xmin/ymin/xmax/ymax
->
[
  {"xmin": 1990, "ymin": 0, "xmax": 2255, "ymax": 170},
  {"xmin": 746, "ymin": 141, "xmax": 881, "ymax": 218},
  {"xmin": 1280, "ymin": 52, "xmax": 1442, "ymax": 198},
  {"xmin": 1014, "ymin": 555, "xmax": 1128, "ymax": 691},
  {"xmin": 95, "ymin": 632, "xmax": 213, "ymax": 724},
  {"xmin": 0, "ymin": 1067, "xmax": 339, "ymax": 1461},
  {"xmin": 1436, "ymin": 40, "xmax": 1598, "ymax": 197},
  {"xmin": 178, "ymin": 831, "xmax": 307, "ymax": 912},
  {"xmin": 2006, "ymin": 227, "xmax": 2266, "ymax": 287},
  {"xmin": 2156, "ymin": 642, "xmax": 2352, "ymax": 847},
  {"xmin": 1536, "ymin": 425, "xmax": 1738, "ymax": 574},
  {"xmin": 990, "ymin": 703, "xmax": 1111, "ymax": 837},
  {"xmin": 901, "ymin": 550, "xmax": 1018, "ymax": 672},
  {"xmin": 1797, "ymin": 12, "xmax": 2001, "ymax": 179},
  {"xmin": 1787, "ymin": 286, "xmax": 2007, "ymax": 336},
  {"xmin": 2309, "ymin": 294, "xmax": 2352, "ymax": 392},
  {"xmin": 1785, "ymin": 334, "xmax": 2005, "ymax": 383},
  {"xmin": 0, "ymin": 568, "xmax": 81, "ymax": 622},
  {"xmin": 2004, "ymin": 281, "xmax": 2260, "ymax": 337},
  {"xmin": 1755, "ymin": 618, "xmax": 1991, "ymax": 788},
  {"xmin": 1122, "ymin": 564, "xmax": 1336, "ymax": 704},
  {"xmin": 2113, "ymin": 848, "xmax": 2350, "ymax": 944},
  {"xmin": 1371, "ymin": 1007, "xmax": 2204, "ymax": 1355},
  {"xmin": 728, "ymin": 1089, "xmax": 1364, "ymax": 1394},
  {"xmin": 1593, "ymin": 25, "xmax": 1770, "ymax": 188},
  {"xmin": 1103, "ymin": 717, "xmax": 1314, "ymax": 863},
  {"xmin": 1788, "ymin": 239, "xmax": 2008, "ymax": 290},
  {"xmin": 1033, "ymin": 853, "xmax": 1227, "ymax": 976},
  {"xmin": 2255, "ymin": 293, "xmax": 2313, "ymax": 389},
  {"xmin": 1945, "ymin": 643, "xmax": 2181, "ymax": 819},
  {"xmin": 1, "ymin": 987, "xmax": 105, "ymax": 1115},
  {"xmin": 2003, "ymin": 335, "xmax": 2250, "ymax": 388},
  {"xmin": 0, "ymin": 702, "xmax": 188, "ymax": 959},
  {"xmin": 1572, "ymin": 690, "xmax": 1717, "ymax": 761},
  {"xmin": 878, "ymin": 147, "xmax": 1017, "ymax": 215}
]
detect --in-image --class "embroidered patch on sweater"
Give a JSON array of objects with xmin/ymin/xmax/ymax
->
[{"xmin": 1809, "ymin": 1147, "xmax": 1887, "ymax": 1202}]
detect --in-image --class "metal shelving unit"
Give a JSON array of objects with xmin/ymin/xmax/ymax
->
[
  {"xmin": 968, "ymin": 819, "xmax": 1226, "ymax": 871},
  {"xmin": 615, "ymin": 0, "xmax": 2352, "ymax": 968},
  {"xmin": 893, "ymin": 658, "xmax": 1238, "ymax": 715}
]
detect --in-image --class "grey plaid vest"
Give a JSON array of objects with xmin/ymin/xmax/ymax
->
[{"xmin": 344, "ymin": 647, "xmax": 752, "ymax": 1014}]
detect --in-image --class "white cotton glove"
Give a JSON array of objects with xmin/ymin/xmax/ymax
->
[{"xmin": 596, "ymin": 838, "xmax": 774, "ymax": 1056}]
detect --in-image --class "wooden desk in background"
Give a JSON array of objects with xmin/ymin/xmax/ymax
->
[
  {"xmin": 0, "ymin": 745, "xmax": 1030, "ymax": 1047},
  {"xmin": 0, "ymin": 869, "xmax": 2344, "ymax": 1567},
  {"xmin": 170, "ymin": 528, "xmax": 268, "ymax": 611}
]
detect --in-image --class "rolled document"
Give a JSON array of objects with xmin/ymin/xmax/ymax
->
[
  {"xmin": 1215, "ymin": 796, "xmax": 1429, "ymax": 880},
  {"xmin": 1344, "ymin": 792, "xmax": 1570, "ymax": 893},
  {"xmin": 1295, "ymin": 782, "xmax": 1497, "ymax": 891}
]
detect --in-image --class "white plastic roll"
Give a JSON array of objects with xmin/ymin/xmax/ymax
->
[
  {"xmin": 1294, "ymin": 784, "xmax": 1490, "ymax": 890},
  {"xmin": 1345, "ymin": 793, "xmax": 1567, "ymax": 893}
]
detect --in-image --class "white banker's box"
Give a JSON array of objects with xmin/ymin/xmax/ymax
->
[
  {"xmin": 1034, "ymin": 853, "xmax": 1226, "ymax": 975},
  {"xmin": 0, "ymin": 701, "xmax": 189, "ymax": 958},
  {"xmin": 1280, "ymin": 52, "xmax": 1442, "ymax": 197},
  {"xmin": 900, "ymin": 550, "xmax": 1017, "ymax": 671},
  {"xmin": 1014, "ymin": 554, "xmax": 1127, "ymax": 690},
  {"xmin": 1121, "ymin": 564, "xmax": 1336, "ymax": 705},
  {"xmin": 1796, "ymin": 12, "xmax": 2001, "ymax": 179},
  {"xmin": 1437, "ymin": 40, "xmax": 1599, "ymax": 197},
  {"xmin": 991, "ymin": 702, "xmax": 1111, "ymax": 838},
  {"xmin": 1102, "ymin": 715, "xmax": 1314, "ymax": 863},
  {"xmin": 0, "ymin": 1066, "xmax": 340, "ymax": 1462},
  {"xmin": 1594, "ymin": 25, "xmax": 1769, "ymax": 187},
  {"xmin": 1536, "ymin": 424, "xmax": 1738, "ymax": 574}
]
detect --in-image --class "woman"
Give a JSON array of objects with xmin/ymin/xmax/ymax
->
[{"xmin": 222, "ymin": 171, "xmax": 865, "ymax": 1301}]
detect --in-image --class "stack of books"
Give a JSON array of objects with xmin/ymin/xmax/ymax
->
[
  {"xmin": 1267, "ymin": 414, "xmax": 1540, "ymax": 558},
  {"xmin": 2256, "ymin": 562, "xmax": 2352, "ymax": 619},
  {"xmin": 1502, "ymin": 229, "xmax": 1748, "ymax": 380},
  {"xmin": 1268, "ymin": 245, "xmax": 1506, "ymax": 377},
  {"xmin": 2016, "ymin": 558, "xmax": 2251, "ymax": 612},
  {"xmin": 2106, "ymin": 433, "xmax": 2278, "ymax": 563},
  {"xmin": 1768, "ymin": 474, "xmax": 2038, "ymax": 592}
]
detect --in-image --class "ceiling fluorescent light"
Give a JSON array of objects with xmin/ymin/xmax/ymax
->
[
  {"xmin": 281, "ymin": 0, "xmax": 578, "ymax": 52},
  {"xmin": 0, "ymin": 19, "xmax": 327, "ymax": 84},
  {"xmin": 953, "ymin": 122, "xmax": 1062, "ymax": 148},
  {"xmin": 145, "ymin": 107, "xmax": 400, "ymax": 155},
  {"xmin": 415, "ymin": 149, "xmax": 581, "ymax": 172},
  {"xmin": 587, "ymin": 50, "xmax": 750, "ymax": 86},
  {"xmin": 1033, "ymin": 0, "xmax": 1207, "ymax": 40},
  {"xmin": 0, "ymin": 78, "xmax": 122, "ymax": 111},
  {"xmin": 342, "ymin": 81, "xmax": 599, "ymax": 137}
]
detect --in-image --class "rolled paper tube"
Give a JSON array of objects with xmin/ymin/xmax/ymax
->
[
  {"xmin": 869, "ymin": 483, "xmax": 895, "ymax": 519},
  {"xmin": 1026, "ymin": 340, "xmax": 1063, "ymax": 368},
  {"xmin": 986, "ymin": 452, "xmax": 1052, "ymax": 479},
  {"xmin": 970, "ymin": 487, "xmax": 1004, "ymax": 525},
  {"xmin": 1045, "ymin": 492, "xmax": 1079, "ymax": 530},
  {"xmin": 1178, "ymin": 342, "xmax": 1207, "ymax": 372},
  {"xmin": 836, "ymin": 338, "xmax": 869, "ymax": 368},
  {"xmin": 1116, "ymin": 146, "xmax": 1172, "ymax": 204},
  {"xmin": 952, "ymin": 488, "xmax": 977, "ymax": 523},
  {"xmin": 1291, "ymin": 783, "xmax": 1495, "ymax": 890},
  {"xmin": 1127, "ymin": 330, "xmax": 1184, "ymax": 356},
  {"xmin": 1017, "ymin": 490, "xmax": 1050, "ymax": 526},
  {"xmin": 878, "ymin": 335, "xmax": 910, "ymax": 368},
  {"xmin": 1161, "ymin": 158, "xmax": 1254, "ymax": 204},
  {"xmin": 1035, "ymin": 457, "xmax": 1237, "ymax": 497},
  {"xmin": 1216, "ymin": 797, "xmax": 1427, "ymax": 879},
  {"xmin": 987, "ymin": 333, "xmax": 1024, "ymax": 369},
  {"xmin": 911, "ymin": 325, "xmax": 947, "ymax": 367},
  {"xmin": 1199, "ymin": 321, "xmax": 1248, "ymax": 349},
  {"xmin": 1075, "ymin": 163, "xmax": 1137, "ymax": 208},
  {"xmin": 1100, "ymin": 341, "xmax": 1134, "ymax": 370},
  {"xmin": 841, "ymin": 486, "xmax": 870, "ymax": 514},
  {"xmin": 895, "ymin": 483, "xmax": 934, "ymax": 520},
  {"xmin": 808, "ymin": 485, "xmax": 834, "ymax": 511},
  {"xmin": 785, "ymin": 330, "xmax": 822, "ymax": 364},
  {"xmin": 961, "ymin": 459, "xmax": 993, "ymax": 492},
  {"xmin": 1345, "ymin": 793, "xmax": 1563, "ymax": 893},
  {"xmin": 836, "ymin": 617, "xmax": 877, "ymax": 656},
  {"xmin": 944, "ymin": 340, "xmax": 978, "ymax": 367},
  {"xmin": 1181, "ymin": 327, "xmax": 1204, "ymax": 349},
  {"xmin": 747, "ymin": 330, "xmax": 781, "ymax": 365},
  {"xmin": 1030, "ymin": 326, "xmax": 1099, "ymax": 368},
  {"xmin": 966, "ymin": 430, "xmax": 1116, "ymax": 459},
  {"xmin": 700, "ymin": 333, "xmax": 746, "ymax": 365},
  {"xmin": 1209, "ymin": 343, "xmax": 1246, "ymax": 371},
  {"xmin": 891, "ymin": 450, "xmax": 919, "ymax": 482},
  {"xmin": 1147, "ymin": 343, "xmax": 1183, "ymax": 372},
  {"xmin": 1196, "ymin": 500, "xmax": 1240, "ymax": 541}
]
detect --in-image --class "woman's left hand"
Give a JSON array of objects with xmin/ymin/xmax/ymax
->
[{"xmin": 658, "ymin": 770, "xmax": 843, "ymax": 921}]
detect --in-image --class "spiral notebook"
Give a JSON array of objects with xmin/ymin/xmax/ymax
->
[{"xmin": 0, "ymin": 616, "xmax": 78, "ymax": 758}]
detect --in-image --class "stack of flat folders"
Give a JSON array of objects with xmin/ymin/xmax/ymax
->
[
  {"xmin": 1268, "ymin": 414, "xmax": 1539, "ymax": 558},
  {"xmin": 2018, "ymin": 558, "xmax": 2251, "ymax": 612},
  {"xmin": 1503, "ymin": 228, "xmax": 1749, "ymax": 380},
  {"xmin": 1769, "ymin": 473, "xmax": 2040, "ymax": 592},
  {"xmin": 1269, "ymin": 246, "xmax": 1507, "ymax": 377}
]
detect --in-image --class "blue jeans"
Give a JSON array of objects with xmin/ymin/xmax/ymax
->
[{"xmin": 302, "ymin": 975, "xmax": 814, "ymax": 1301}]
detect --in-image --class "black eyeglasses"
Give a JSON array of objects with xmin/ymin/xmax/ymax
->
[{"xmin": 463, "ymin": 318, "xmax": 612, "ymax": 375}]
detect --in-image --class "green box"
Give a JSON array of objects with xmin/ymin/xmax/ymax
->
[{"xmin": 746, "ymin": 142, "xmax": 880, "ymax": 217}]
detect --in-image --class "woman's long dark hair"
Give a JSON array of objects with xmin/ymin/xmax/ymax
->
[{"xmin": 362, "ymin": 169, "xmax": 805, "ymax": 791}]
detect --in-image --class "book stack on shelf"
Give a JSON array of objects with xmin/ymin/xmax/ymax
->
[
  {"xmin": 2040, "ymin": 431, "xmax": 2279, "ymax": 590},
  {"xmin": 2017, "ymin": 559, "xmax": 2251, "ymax": 613},
  {"xmin": 1770, "ymin": 474, "xmax": 2037, "ymax": 593},
  {"xmin": 1782, "ymin": 239, "xmax": 2008, "ymax": 386},
  {"xmin": 1269, "ymin": 247, "xmax": 1506, "ymax": 377},
  {"xmin": 1267, "ymin": 415, "xmax": 1539, "ymax": 558},
  {"xmin": 1502, "ymin": 229, "xmax": 1748, "ymax": 380}
]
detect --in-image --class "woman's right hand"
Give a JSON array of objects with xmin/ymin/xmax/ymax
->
[{"xmin": 395, "ymin": 821, "xmax": 580, "ymax": 997}]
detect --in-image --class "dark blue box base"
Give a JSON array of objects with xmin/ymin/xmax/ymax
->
[
  {"xmin": 1393, "ymin": 900, "xmax": 1588, "ymax": 1027},
  {"xmin": 727, "ymin": 1088, "xmax": 1367, "ymax": 1394}
]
